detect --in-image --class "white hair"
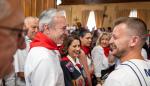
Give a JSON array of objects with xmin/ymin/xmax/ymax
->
[
  {"xmin": 39, "ymin": 8, "xmax": 66, "ymax": 32},
  {"xmin": 24, "ymin": 16, "xmax": 39, "ymax": 26},
  {"xmin": 0, "ymin": 0, "xmax": 11, "ymax": 21}
]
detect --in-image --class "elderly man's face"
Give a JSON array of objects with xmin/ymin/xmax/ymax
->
[
  {"xmin": 50, "ymin": 16, "xmax": 67, "ymax": 45},
  {"xmin": 24, "ymin": 18, "xmax": 39, "ymax": 40},
  {"xmin": 0, "ymin": 0, "xmax": 24, "ymax": 78}
]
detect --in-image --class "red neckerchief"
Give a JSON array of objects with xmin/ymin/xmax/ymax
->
[
  {"xmin": 81, "ymin": 46, "xmax": 90, "ymax": 55},
  {"xmin": 103, "ymin": 47, "xmax": 110, "ymax": 57},
  {"xmin": 30, "ymin": 32, "xmax": 58, "ymax": 50},
  {"xmin": 58, "ymin": 45, "xmax": 65, "ymax": 56},
  {"xmin": 61, "ymin": 56, "xmax": 69, "ymax": 61}
]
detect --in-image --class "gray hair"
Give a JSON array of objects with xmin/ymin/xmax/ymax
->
[
  {"xmin": 24, "ymin": 16, "xmax": 39, "ymax": 26},
  {"xmin": 0, "ymin": 0, "xmax": 11, "ymax": 21},
  {"xmin": 39, "ymin": 8, "xmax": 66, "ymax": 32}
]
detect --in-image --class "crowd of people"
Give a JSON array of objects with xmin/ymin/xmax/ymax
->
[{"xmin": 0, "ymin": 0, "xmax": 150, "ymax": 86}]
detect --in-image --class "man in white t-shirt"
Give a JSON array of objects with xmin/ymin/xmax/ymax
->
[{"xmin": 103, "ymin": 17, "xmax": 150, "ymax": 86}]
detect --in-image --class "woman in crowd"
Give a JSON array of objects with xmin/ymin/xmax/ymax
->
[
  {"xmin": 60, "ymin": 35, "xmax": 86, "ymax": 86},
  {"xmin": 91, "ymin": 32, "xmax": 115, "ymax": 85},
  {"xmin": 79, "ymin": 29, "xmax": 94, "ymax": 86}
]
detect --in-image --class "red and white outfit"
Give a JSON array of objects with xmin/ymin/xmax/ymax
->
[{"xmin": 25, "ymin": 32, "xmax": 65, "ymax": 86}]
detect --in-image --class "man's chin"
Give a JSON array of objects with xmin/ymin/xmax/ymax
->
[
  {"xmin": 113, "ymin": 53, "xmax": 122, "ymax": 58},
  {"xmin": 111, "ymin": 50, "xmax": 120, "ymax": 57},
  {"xmin": 111, "ymin": 50, "xmax": 117, "ymax": 55},
  {"xmin": 56, "ymin": 40, "xmax": 63, "ymax": 45}
]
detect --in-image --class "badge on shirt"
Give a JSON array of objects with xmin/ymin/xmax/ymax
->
[{"xmin": 66, "ymin": 62, "xmax": 74, "ymax": 72}]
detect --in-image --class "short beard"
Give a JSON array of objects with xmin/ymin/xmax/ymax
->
[{"xmin": 114, "ymin": 49, "xmax": 127, "ymax": 59}]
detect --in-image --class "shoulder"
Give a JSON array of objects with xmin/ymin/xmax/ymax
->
[
  {"xmin": 29, "ymin": 47, "xmax": 49, "ymax": 53},
  {"xmin": 92, "ymin": 45, "xmax": 103, "ymax": 52},
  {"xmin": 92, "ymin": 45, "xmax": 103, "ymax": 50},
  {"xmin": 104, "ymin": 64, "xmax": 139, "ymax": 86},
  {"xmin": 91, "ymin": 45, "xmax": 104, "ymax": 55},
  {"xmin": 28, "ymin": 47, "xmax": 58, "ymax": 59},
  {"xmin": 26, "ymin": 47, "xmax": 59, "ymax": 69}
]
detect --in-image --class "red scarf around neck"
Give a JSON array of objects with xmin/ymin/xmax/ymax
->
[
  {"xmin": 30, "ymin": 32, "xmax": 58, "ymax": 50},
  {"xmin": 103, "ymin": 47, "xmax": 110, "ymax": 57},
  {"xmin": 81, "ymin": 46, "xmax": 90, "ymax": 55}
]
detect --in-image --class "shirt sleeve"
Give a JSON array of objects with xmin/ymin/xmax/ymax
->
[{"xmin": 91, "ymin": 46, "xmax": 107, "ymax": 77}]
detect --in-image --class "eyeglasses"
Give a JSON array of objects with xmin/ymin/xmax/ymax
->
[{"xmin": 0, "ymin": 26, "xmax": 27, "ymax": 38}]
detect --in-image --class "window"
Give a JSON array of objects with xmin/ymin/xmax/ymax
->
[
  {"xmin": 129, "ymin": 9, "xmax": 137, "ymax": 17},
  {"xmin": 57, "ymin": 0, "xmax": 62, "ymax": 5},
  {"xmin": 87, "ymin": 11, "xmax": 96, "ymax": 31}
]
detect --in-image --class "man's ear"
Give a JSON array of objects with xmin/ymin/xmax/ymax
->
[{"xmin": 129, "ymin": 36, "xmax": 139, "ymax": 47}]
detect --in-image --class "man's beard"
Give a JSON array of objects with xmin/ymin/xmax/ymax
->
[{"xmin": 110, "ymin": 43, "xmax": 126, "ymax": 58}]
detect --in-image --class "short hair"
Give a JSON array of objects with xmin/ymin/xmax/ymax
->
[
  {"xmin": 113, "ymin": 17, "xmax": 147, "ymax": 42},
  {"xmin": 96, "ymin": 32, "xmax": 111, "ymax": 46},
  {"xmin": 39, "ymin": 8, "xmax": 66, "ymax": 32},
  {"xmin": 79, "ymin": 28, "xmax": 91, "ymax": 37},
  {"xmin": 0, "ymin": 0, "xmax": 11, "ymax": 21}
]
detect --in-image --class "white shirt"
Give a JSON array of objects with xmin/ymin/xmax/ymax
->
[
  {"xmin": 103, "ymin": 59, "xmax": 150, "ymax": 86},
  {"xmin": 25, "ymin": 47, "xmax": 65, "ymax": 86},
  {"xmin": 91, "ymin": 45, "xmax": 109, "ymax": 77},
  {"xmin": 14, "ymin": 36, "xmax": 31, "ymax": 72}
]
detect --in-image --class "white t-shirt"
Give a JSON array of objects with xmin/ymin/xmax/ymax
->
[
  {"xmin": 25, "ymin": 47, "xmax": 65, "ymax": 86},
  {"xmin": 103, "ymin": 59, "xmax": 150, "ymax": 86}
]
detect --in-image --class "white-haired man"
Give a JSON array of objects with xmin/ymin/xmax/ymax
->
[
  {"xmin": 14, "ymin": 16, "xmax": 39, "ymax": 86},
  {"xmin": 25, "ymin": 8, "xmax": 67, "ymax": 86}
]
